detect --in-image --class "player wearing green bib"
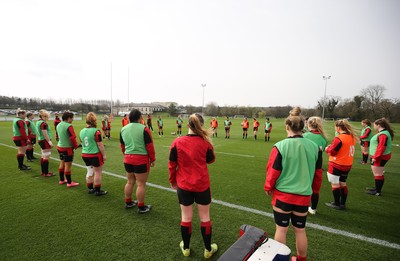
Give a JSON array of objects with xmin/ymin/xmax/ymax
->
[
  {"xmin": 56, "ymin": 111, "xmax": 79, "ymax": 187},
  {"xmin": 37, "ymin": 110, "xmax": 54, "ymax": 176},
  {"xmin": 120, "ymin": 109, "xmax": 156, "ymax": 213},
  {"xmin": 264, "ymin": 118, "xmax": 272, "ymax": 142},
  {"xmin": 157, "ymin": 115, "xmax": 164, "ymax": 137},
  {"xmin": 12, "ymin": 109, "xmax": 31, "ymax": 170},
  {"xmin": 366, "ymin": 118, "xmax": 394, "ymax": 196},
  {"xmin": 80, "ymin": 112, "xmax": 107, "ymax": 196},
  {"xmin": 303, "ymin": 116, "xmax": 327, "ymax": 215},
  {"xmin": 224, "ymin": 116, "xmax": 232, "ymax": 139},
  {"xmin": 360, "ymin": 119, "xmax": 373, "ymax": 164},
  {"xmin": 25, "ymin": 112, "xmax": 38, "ymax": 161},
  {"xmin": 176, "ymin": 115, "xmax": 183, "ymax": 136},
  {"xmin": 264, "ymin": 107, "xmax": 321, "ymax": 261}
]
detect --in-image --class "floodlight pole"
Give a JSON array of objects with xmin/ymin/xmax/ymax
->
[
  {"xmin": 201, "ymin": 84, "xmax": 206, "ymax": 116},
  {"xmin": 322, "ymin": 75, "xmax": 331, "ymax": 120},
  {"xmin": 128, "ymin": 67, "xmax": 130, "ymax": 106},
  {"xmin": 110, "ymin": 62, "xmax": 113, "ymax": 115}
]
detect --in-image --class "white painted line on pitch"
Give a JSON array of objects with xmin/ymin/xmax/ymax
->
[
  {"xmin": 1, "ymin": 142, "xmax": 399, "ymax": 250},
  {"xmin": 162, "ymin": 145, "xmax": 255, "ymax": 158}
]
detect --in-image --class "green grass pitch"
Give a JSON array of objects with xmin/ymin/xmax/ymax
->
[{"xmin": 0, "ymin": 115, "xmax": 399, "ymax": 260}]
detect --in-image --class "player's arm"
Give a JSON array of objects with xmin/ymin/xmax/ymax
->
[
  {"xmin": 17, "ymin": 120, "xmax": 28, "ymax": 141},
  {"xmin": 168, "ymin": 143, "xmax": 178, "ymax": 187},
  {"xmin": 264, "ymin": 147, "xmax": 282, "ymax": 195},
  {"xmin": 206, "ymin": 144, "xmax": 215, "ymax": 164},
  {"xmin": 360, "ymin": 128, "xmax": 371, "ymax": 140},
  {"xmin": 144, "ymin": 128, "xmax": 156, "ymax": 164},
  {"xmin": 326, "ymin": 137, "xmax": 342, "ymax": 156},
  {"xmin": 67, "ymin": 126, "xmax": 79, "ymax": 149},
  {"xmin": 95, "ymin": 130, "xmax": 106, "ymax": 160},
  {"xmin": 371, "ymin": 134, "xmax": 389, "ymax": 160},
  {"xmin": 312, "ymin": 149, "xmax": 323, "ymax": 188},
  {"xmin": 119, "ymin": 132, "xmax": 125, "ymax": 153}
]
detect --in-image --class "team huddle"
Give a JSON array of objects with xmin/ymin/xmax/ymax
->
[{"xmin": 12, "ymin": 108, "xmax": 394, "ymax": 260}]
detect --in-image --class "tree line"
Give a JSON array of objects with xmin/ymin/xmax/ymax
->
[{"xmin": 1, "ymin": 85, "xmax": 399, "ymax": 122}]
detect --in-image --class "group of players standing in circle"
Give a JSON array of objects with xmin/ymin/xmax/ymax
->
[{"xmin": 12, "ymin": 107, "xmax": 394, "ymax": 260}]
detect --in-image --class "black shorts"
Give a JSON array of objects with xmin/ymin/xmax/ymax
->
[
  {"xmin": 361, "ymin": 141, "xmax": 370, "ymax": 147},
  {"xmin": 57, "ymin": 148, "xmax": 74, "ymax": 162},
  {"xmin": 82, "ymin": 154, "xmax": 103, "ymax": 167},
  {"xmin": 124, "ymin": 163, "xmax": 149, "ymax": 174},
  {"xmin": 177, "ymin": 125, "xmax": 182, "ymax": 128},
  {"xmin": 274, "ymin": 199, "xmax": 308, "ymax": 213},
  {"xmin": 177, "ymin": 187, "xmax": 212, "ymax": 206},
  {"xmin": 39, "ymin": 140, "xmax": 51, "ymax": 150},
  {"xmin": 265, "ymin": 130, "xmax": 270, "ymax": 133},
  {"xmin": 13, "ymin": 139, "xmax": 27, "ymax": 147},
  {"xmin": 253, "ymin": 127, "xmax": 258, "ymax": 131},
  {"xmin": 29, "ymin": 137, "xmax": 36, "ymax": 145},
  {"xmin": 225, "ymin": 127, "xmax": 230, "ymax": 131},
  {"xmin": 242, "ymin": 128, "xmax": 248, "ymax": 131}
]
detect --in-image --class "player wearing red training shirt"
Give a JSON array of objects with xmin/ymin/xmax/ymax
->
[
  {"xmin": 57, "ymin": 111, "xmax": 80, "ymax": 187},
  {"xmin": 169, "ymin": 113, "xmax": 218, "ymax": 258},
  {"xmin": 120, "ymin": 109, "xmax": 156, "ymax": 214},
  {"xmin": 12, "ymin": 109, "xmax": 31, "ymax": 170}
]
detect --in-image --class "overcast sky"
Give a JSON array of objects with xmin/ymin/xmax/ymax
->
[{"xmin": 1, "ymin": 0, "xmax": 399, "ymax": 108}]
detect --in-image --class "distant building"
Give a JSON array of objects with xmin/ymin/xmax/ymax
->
[{"xmin": 115, "ymin": 102, "xmax": 168, "ymax": 116}]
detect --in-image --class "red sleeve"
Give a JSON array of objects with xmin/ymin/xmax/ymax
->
[
  {"xmin": 26, "ymin": 121, "xmax": 32, "ymax": 135},
  {"xmin": 17, "ymin": 120, "xmax": 28, "ymax": 140},
  {"xmin": 360, "ymin": 128, "xmax": 371, "ymax": 140},
  {"xmin": 268, "ymin": 124, "xmax": 272, "ymax": 131},
  {"xmin": 67, "ymin": 126, "xmax": 79, "ymax": 149},
  {"xmin": 371, "ymin": 134, "xmax": 388, "ymax": 159},
  {"xmin": 94, "ymin": 130, "xmax": 102, "ymax": 142},
  {"xmin": 326, "ymin": 137, "xmax": 342, "ymax": 156},
  {"xmin": 119, "ymin": 132, "xmax": 125, "ymax": 153},
  {"xmin": 264, "ymin": 147, "xmax": 282, "ymax": 192},
  {"xmin": 168, "ymin": 142, "xmax": 178, "ymax": 183},
  {"xmin": 144, "ymin": 128, "xmax": 156, "ymax": 162}
]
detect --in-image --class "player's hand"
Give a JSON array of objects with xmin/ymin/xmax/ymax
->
[
  {"xmin": 370, "ymin": 159, "xmax": 375, "ymax": 165},
  {"xmin": 150, "ymin": 162, "xmax": 155, "ymax": 167},
  {"xmin": 103, "ymin": 155, "xmax": 107, "ymax": 161},
  {"xmin": 170, "ymin": 182, "xmax": 177, "ymax": 190},
  {"xmin": 48, "ymin": 141, "xmax": 53, "ymax": 147},
  {"xmin": 266, "ymin": 190, "xmax": 273, "ymax": 196}
]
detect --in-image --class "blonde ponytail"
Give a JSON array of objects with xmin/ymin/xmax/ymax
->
[{"xmin": 188, "ymin": 113, "xmax": 212, "ymax": 144}]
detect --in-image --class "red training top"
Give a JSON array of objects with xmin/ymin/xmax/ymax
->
[{"xmin": 168, "ymin": 135, "xmax": 215, "ymax": 192}]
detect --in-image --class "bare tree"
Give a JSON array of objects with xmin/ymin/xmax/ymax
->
[{"xmin": 361, "ymin": 85, "xmax": 386, "ymax": 119}]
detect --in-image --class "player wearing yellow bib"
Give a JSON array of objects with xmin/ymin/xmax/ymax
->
[{"xmin": 80, "ymin": 112, "xmax": 107, "ymax": 196}]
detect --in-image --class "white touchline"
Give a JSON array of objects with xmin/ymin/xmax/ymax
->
[{"xmin": 1, "ymin": 142, "xmax": 399, "ymax": 250}]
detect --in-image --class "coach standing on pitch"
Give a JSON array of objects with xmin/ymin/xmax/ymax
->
[
  {"xmin": 120, "ymin": 109, "xmax": 155, "ymax": 214},
  {"xmin": 264, "ymin": 107, "xmax": 321, "ymax": 261}
]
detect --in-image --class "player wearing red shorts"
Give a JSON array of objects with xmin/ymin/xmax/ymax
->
[
  {"xmin": 325, "ymin": 119, "xmax": 356, "ymax": 210},
  {"xmin": 37, "ymin": 110, "xmax": 54, "ymax": 176},
  {"xmin": 56, "ymin": 111, "xmax": 79, "ymax": 187},
  {"xmin": 365, "ymin": 118, "xmax": 394, "ymax": 196},
  {"xmin": 120, "ymin": 109, "xmax": 156, "ymax": 213},
  {"xmin": 360, "ymin": 119, "xmax": 373, "ymax": 164},
  {"xmin": 12, "ymin": 109, "xmax": 30, "ymax": 170},
  {"xmin": 80, "ymin": 112, "xmax": 107, "ymax": 196},
  {"xmin": 25, "ymin": 112, "xmax": 38, "ymax": 162}
]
